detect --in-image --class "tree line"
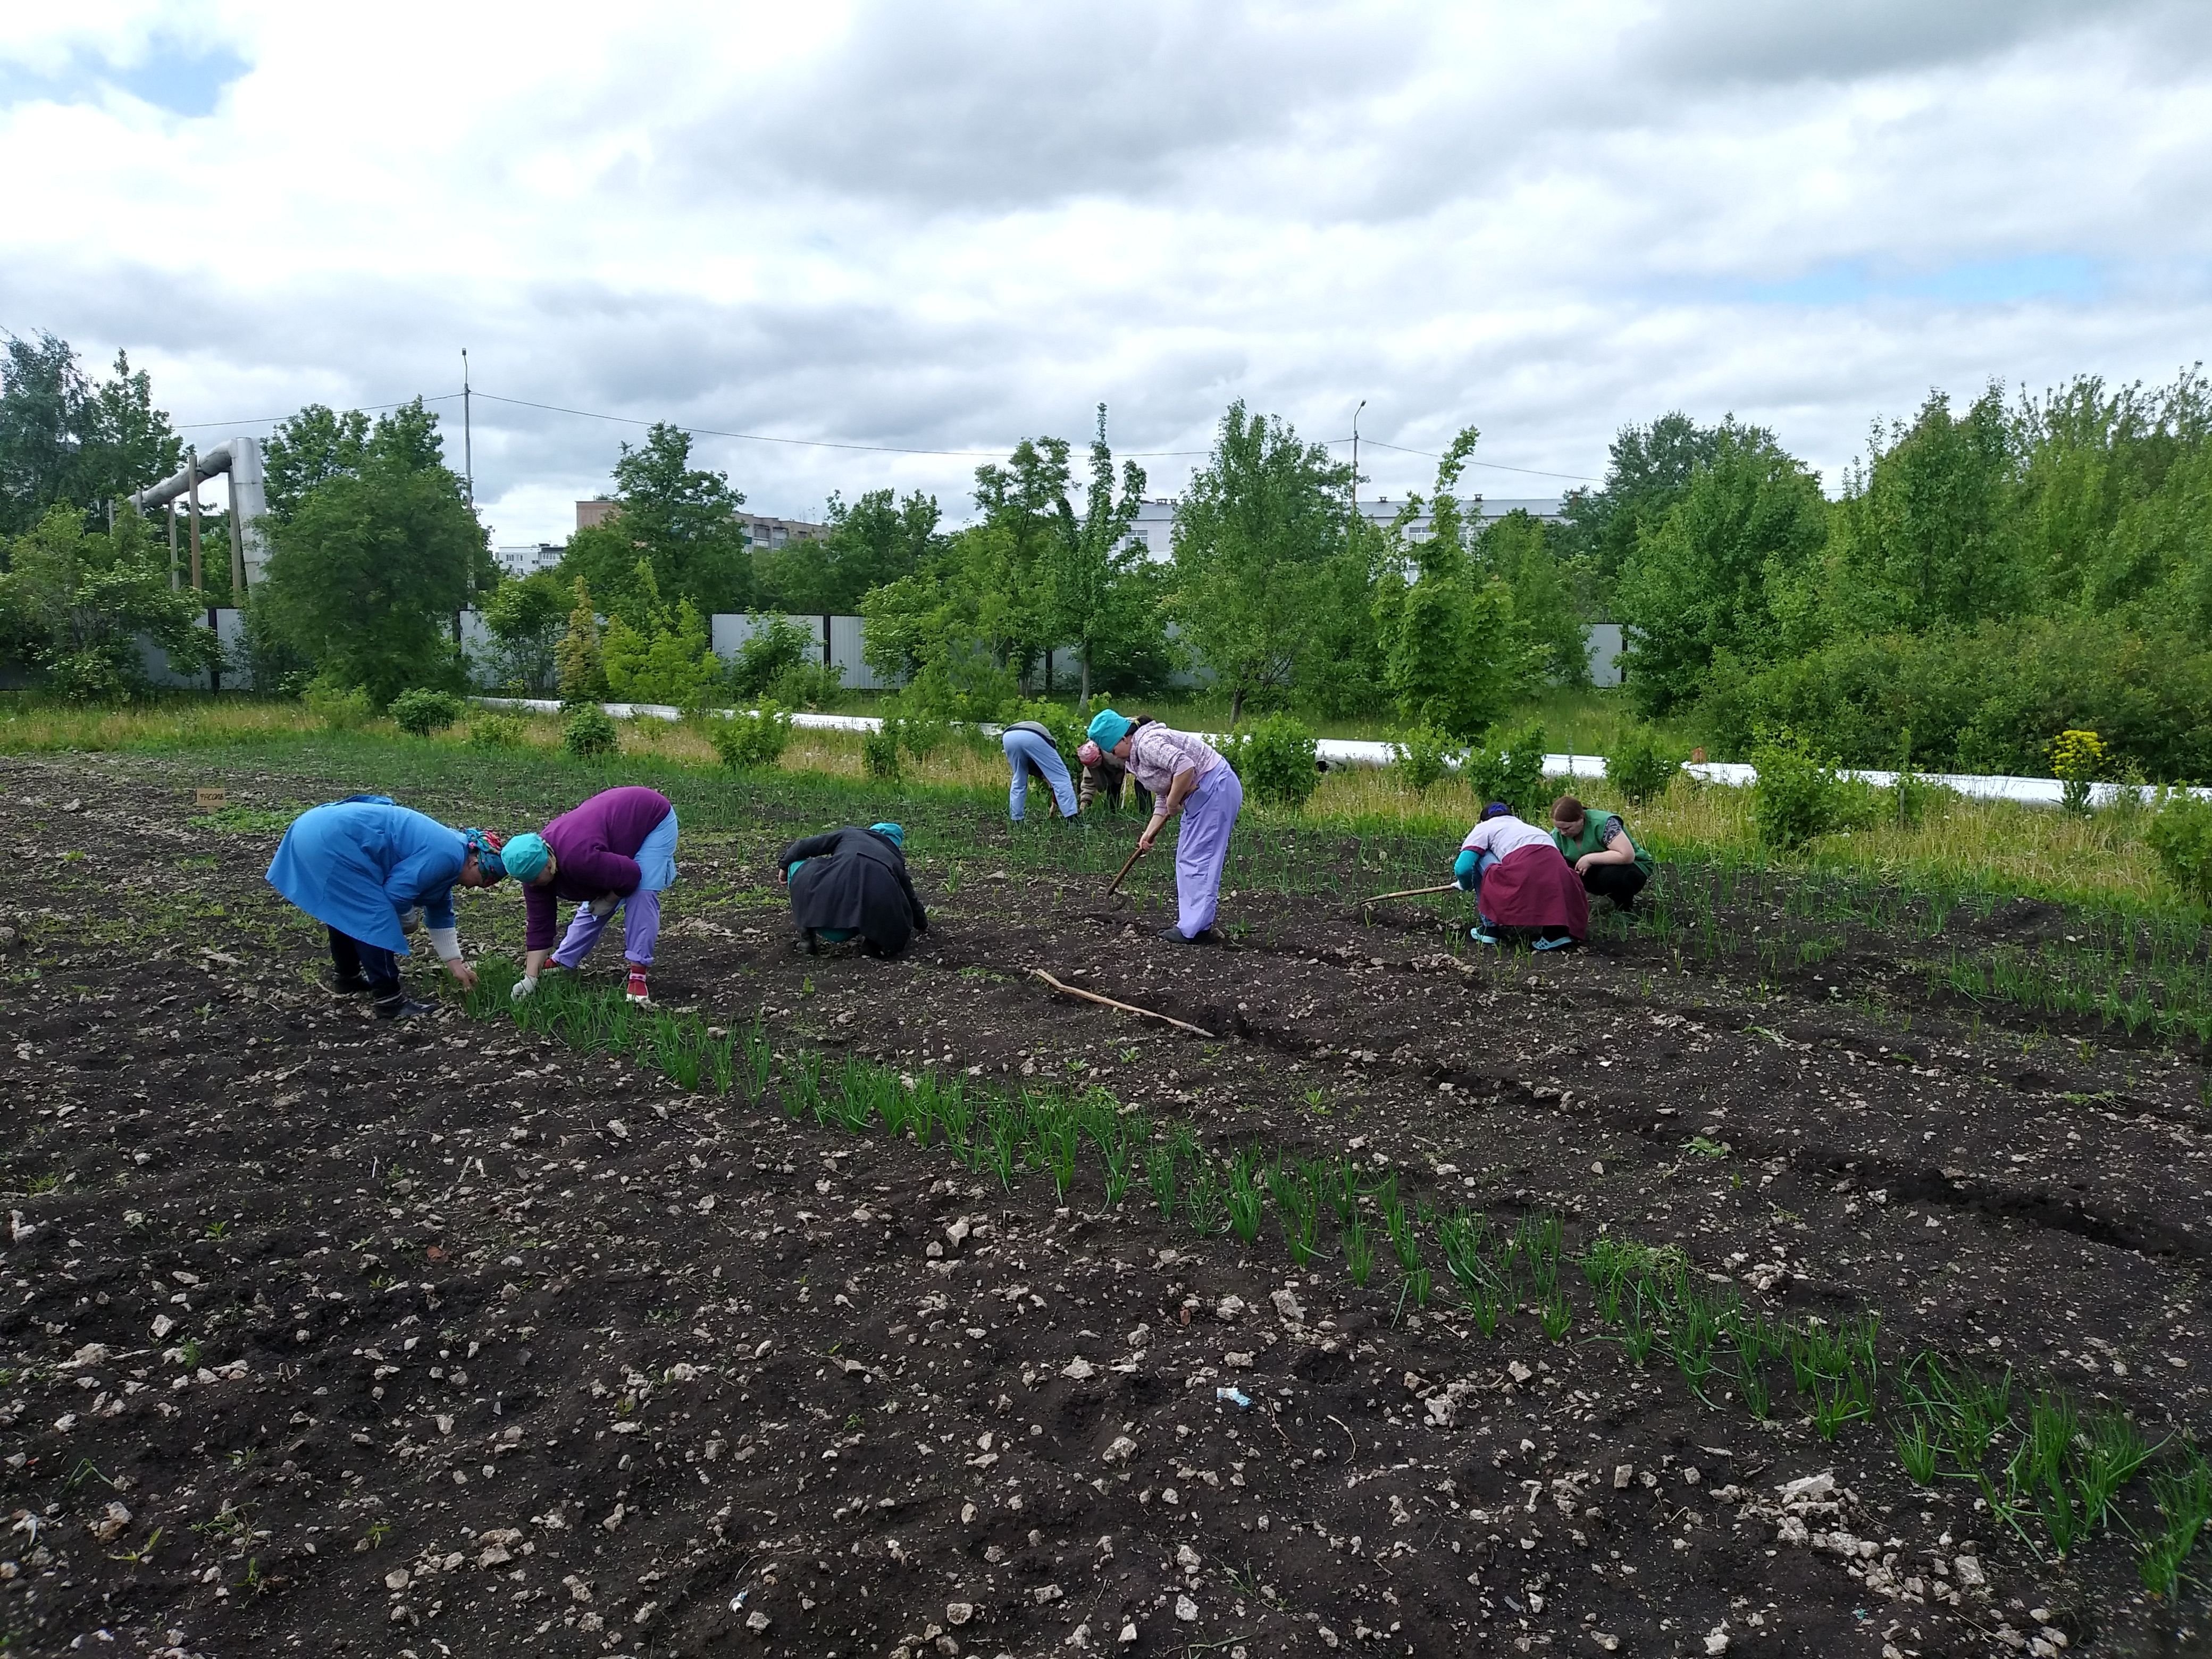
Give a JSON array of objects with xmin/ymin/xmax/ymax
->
[{"xmin": 3, "ymin": 327, "xmax": 2207, "ymax": 781}]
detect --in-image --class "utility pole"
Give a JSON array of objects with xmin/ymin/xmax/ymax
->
[
  {"xmin": 1350, "ymin": 399, "xmax": 1367, "ymax": 541},
  {"xmin": 460, "ymin": 348, "xmax": 476, "ymax": 646}
]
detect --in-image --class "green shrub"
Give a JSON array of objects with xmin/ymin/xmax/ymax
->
[
  {"xmin": 1750, "ymin": 727, "xmax": 1852, "ymax": 850},
  {"xmin": 1602, "ymin": 724, "xmax": 1682, "ymax": 806},
  {"xmin": 862, "ymin": 722, "xmax": 902, "ymax": 780},
  {"xmin": 389, "ymin": 687, "xmax": 465, "ymax": 738},
  {"xmin": 1228, "ymin": 714, "xmax": 1321, "ymax": 809},
  {"xmin": 2147, "ymin": 789, "xmax": 2212, "ymax": 907},
  {"xmin": 467, "ymin": 713, "xmax": 526, "ymax": 749},
  {"xmin": 1390, "ymin": 726, "xmax": 1461, "ymax": 793},
  {"xmin": 706, "ymin": 703, "xmax": 794, "ymax": 770},
  {"xmin": 1464, "ymin": 720, "xmax": 1549, "ymax": 817},
  {"xmin": 725, "ymin": 614, "xmax": 820, "ymax": 699},
  {"xmin": 561, "ymin": 702, "xmax": 619, "ymax": 759},
  {"xmin": 303, "ymin": 677, "xmax": 374, "ymax": 731},
  {"xmin": 766, "ymin": 658, "xmax": 845, "ymax": 711}
]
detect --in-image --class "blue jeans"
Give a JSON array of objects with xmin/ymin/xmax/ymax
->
[{"xmin": 1004, "ymin": 728, "xmax": 1077, "ymax": 820}]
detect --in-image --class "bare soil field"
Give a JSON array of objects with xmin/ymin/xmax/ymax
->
[{"xmin": 2, "ymin": 744, "xmax": 2208, "ymax": 1659}]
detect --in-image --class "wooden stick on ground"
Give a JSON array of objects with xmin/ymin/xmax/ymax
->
[
  {"xmin": 1032, "ymin": 969, "xmax": 1214, "ymax": 1038},
  {"xmin": 1360, "ymin": 882, "xmax": 1459, "ymax": 904},
  {"xmin": 1104, "ymin": 841, "xmax": 1150, "ymax": 901}
]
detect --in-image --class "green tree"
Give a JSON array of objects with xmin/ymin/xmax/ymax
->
[
  {"xmin": 1614, "ymin": 422, "xmax": 1829, "ymax": 715},
  {"xmin": 1170, "ymin": 400, "xmax": 1352, "ymax": 723},
  {"xmin": 480, "ymin": 569, "xmax": 569, "ymax": 693},
  {"xmin": 256, "ymin": 400, "xmax": 489, "ymax": 706},
  {"xmin": 1477, "ymin": 507, "xmax": 1587, "ymax": 686},
  {"xmin": 0, "ymin": 502, "xmax": 218, "ymax": 699},
  {"xmin": 260, "ymin": 405, "xmax": 371, "ymax": 523},
  {"xmin": 1553, "ymin": 412, "xmax": 1724, "ymax": 613},
  {"xmin": 599, "ymin": 560, "xmax": 719, "ymax": 706},
  {"xmin": 556, "ymin": 577, "xmax": 608, "ymax": 705},
  {"xmin": 556, "ymin": 423, "xmax": 752, "ymax": 619},
  {"xmin": 754, "ymin": 488, "xmax": 941, "ymax": 614},
  {"xmin": 1042, "ymin": 404, "xmax": 1153, "ymax": 705},
  {"xmin": 0, "ymin": 333, "xmax": 181, "ymax": 535},
  {"xmin": 1829, "ymin": 386, "xmax": 2021, "ymax": 630},
  {"xmin": 1372, "ymin": 429, "xmax": 1530, "ymax": 738}
]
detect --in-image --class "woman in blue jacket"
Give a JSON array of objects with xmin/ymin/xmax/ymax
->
[{"xmin": 266, "ymin": 795, "xmax": 507, "ymax": 1019}]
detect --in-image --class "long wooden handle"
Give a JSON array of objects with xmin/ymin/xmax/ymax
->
[
  {"xmin": 1104, "ymin": 841, "xmax": 1149, "ymax": 896},
  {"xmin": 1361, "ymin": 882, "xmax": 1460, "ymax": 904},
  {"xmin": 1032, "ymin": 970, "xmax": 1214, "ymax": 1037}
]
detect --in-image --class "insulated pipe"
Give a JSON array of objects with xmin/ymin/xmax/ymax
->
[{"xmin": 131, "ymin": 437, "xmax": 271, "ymax": 588}]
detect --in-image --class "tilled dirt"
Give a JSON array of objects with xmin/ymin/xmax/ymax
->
[{"xmin": 3, "ymin": 750, "xmax": 2210, "ymax": 1659}]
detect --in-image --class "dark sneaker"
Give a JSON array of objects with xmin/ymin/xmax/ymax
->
[
  {"xmin": 332, "ymin": 973, "xmax": 375, "ymax": 996},
  {"xmin": 374, "ymin": 994, "xmax": 438, "ymax": 1021}
]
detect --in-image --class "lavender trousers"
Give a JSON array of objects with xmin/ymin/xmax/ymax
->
[
  {"xmin": 1171, "ymin": 765, "xmax": 1243, "ymax": 937},
  {"xmin": 551, "ymin": 888, "xmax": 661, "ymax": 968}
]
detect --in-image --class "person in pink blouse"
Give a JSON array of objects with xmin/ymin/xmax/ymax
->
[{"xmin": 1086, "ymin": 709, "xmax": 1244, "ymax": 944}]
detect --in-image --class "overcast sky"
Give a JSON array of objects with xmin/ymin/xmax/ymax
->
[{"xmin": 4, "ymin": 1, "xmax": 2208, "ymax": 543}]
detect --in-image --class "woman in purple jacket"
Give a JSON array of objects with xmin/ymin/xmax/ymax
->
[{"xmin": 500, "ymin": 786, "xmax": 678, "ymax": 1005}]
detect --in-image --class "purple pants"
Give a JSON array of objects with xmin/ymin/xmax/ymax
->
[
  {"xmin": 551, "ymin": 889, "xmax": 661, "ymax": 968},
  {"xmin": 1172, "ymin": 765, "xmax": 1243, "ymax": 937}
]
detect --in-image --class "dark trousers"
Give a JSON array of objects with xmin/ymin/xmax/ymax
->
[
  {"xmin": 328, "ymin": 927, "xmax": 401, "ymax": 993},
  {"xmin": 1581, "ymin": 862, "xmax": 1648, "ymax": 911}
]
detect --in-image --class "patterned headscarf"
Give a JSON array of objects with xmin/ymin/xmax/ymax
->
[{"xmin": 463, "ymin": 827, "xmax": 507, "ymax": 882}]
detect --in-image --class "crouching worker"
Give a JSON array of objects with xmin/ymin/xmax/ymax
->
[
  {"xmin": 266, "ymin": 795, "xmax": 502, "ymax": 1020},
  {"xmin": 1001, "ymin": 718, "xmax": 1078, "ymax": 821},
  {"xmin": 1076, "ymin": 739, "xmax": 1153, "ymax": 816},
  {"xmin": 1455, "ymin": 802, "xmax": 1588, "ymax": 950},
  {"xmin": 1087, "ymin": 708, "xmax": 1242, "ymax": 945},
  {"xmin": 778, "ymin": 822, "xmax": 928, "ymax": 958},
  {"xmin": 1548, "ymin": 794, "xmax": 1652, "ymax": 915},
  {"xmin": 502, "ymin": 786, "xmax": 679, "ymax": 1007}
]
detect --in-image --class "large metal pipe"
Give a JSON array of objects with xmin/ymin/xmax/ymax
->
[{"xmin": 131, "ymin": 437, "xmax": 270, "ymax": 589}]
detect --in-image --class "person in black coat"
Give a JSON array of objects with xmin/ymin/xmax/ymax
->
[{"xmin": 777, "ymin": 821, "xmax": 929, "ymax": 958}]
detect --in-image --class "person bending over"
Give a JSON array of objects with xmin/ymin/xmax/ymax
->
[
  {"xmin": 504, "ymin": 785, "xmax": 680, "ymax": 1006},
  {"xmin": 265, "ymin": 795, "xmax": 504, "ymax": 1020},
  {"xmin": 1075, "ymin": 739, "xmax": 1153, "ymax": 816},
  {"xmin": 778, "ymin": 822, "xmax": 929, "ymax": 959},
  {"xmin": 1548, "ymin": 793, "xmax": 1652, "ymax": 915},
  {"xmin": 1454, "ymin": 802, "xmax": 1588, "ymax": 950},
  {"xmin": 1001, "ymin": 718, "xmax": 1078, "ymax": 822}
]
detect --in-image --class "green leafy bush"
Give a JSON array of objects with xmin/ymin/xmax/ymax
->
[
  {"xmin": 706, "ymin": 703, "xmax": 794, "ymax": 770},
  {"xmin": 1602, "ymin": 724, "xmax": 1682, "ymax": 806},
  {"xmin": 1750, "ymin": 727, "xmax": 1855, "ymax": 850},
  {"xmin": 467, "ymin": 713, "xmax": 525, "ymax": 749},
  {"xmin": 561, "ymin": 702, "xmax": 619, "ymax": 759},
  {"xmin": 1228, "ymin": 714, "xmax": 1321, "ymax": 809},
  {"xmin": 1464, "ymin": 720, "xmax": 1549, "ymax": 817},
  {"xmin": 2147, "ymin": 789, "xmax": 2212, "ymax": 907},
  {"xmin": 862, "ymin": 721, "xmax": 902, "ymax": 780},
  {"xmin": 1390, "ymin": 726, "xmax": 1461, "ymax": 793},
  {"xmin": 725, "ymin": 614, "xmax": 820, "ymax": 698},
  {"xmin": 302, "ymin": 677, "xmax": 374, "ymax": 731},
  {"xmin": 389, "ymin": 687, "xmax": 465, "ymax": 737}
]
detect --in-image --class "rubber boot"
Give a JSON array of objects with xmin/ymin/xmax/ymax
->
[{"xmin": 375, "ymin": 991, "xmax": 436, "ymax": 1020}]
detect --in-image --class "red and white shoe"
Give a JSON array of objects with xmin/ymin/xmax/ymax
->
[{"xmin": 625, "ymin": 968, "xmax": 650, "ymax": 1005}]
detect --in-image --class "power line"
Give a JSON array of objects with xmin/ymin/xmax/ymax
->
[
  {"xmin": 170, "ymin": 384, "xmax": 1599, "ymax": 482},
  {"xmin": 173, "ymin": 392, "xmax": 463, "ymax": 430}
]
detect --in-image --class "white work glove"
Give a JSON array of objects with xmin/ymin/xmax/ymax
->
[
  {"xmin": 510, "ymin": 975, "xmax": 539, "ymax": 1002},
  {"xmin": 590, "ymin": 893, "xmax": 619, "ymax": 919}
]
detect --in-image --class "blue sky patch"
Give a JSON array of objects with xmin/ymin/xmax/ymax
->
[{"xmin": 0, "ymin": 41, "xmax": 250, "ymax": 120}]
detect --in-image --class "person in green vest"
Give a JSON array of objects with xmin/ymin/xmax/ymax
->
[{"xmin": 1548, "ymin": 793, "xmax": 1653, "ymax": 914}]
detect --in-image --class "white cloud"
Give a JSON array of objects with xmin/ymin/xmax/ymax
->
[{"xmin": 2, "ymin": 0, "xmax": 2206, "ymax": 542}]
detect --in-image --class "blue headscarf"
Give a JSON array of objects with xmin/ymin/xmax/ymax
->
[
  {"xmin": 1479, "ymin": 802, "xmax": 1514, "ymax": 822},
  {"xmin": 868, "ymin": 822, "xmax": 904, "ymax": 848},
  {"xmin": 1086, "ymin": 708, "xmax": 1133, "ymax": 751}
]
